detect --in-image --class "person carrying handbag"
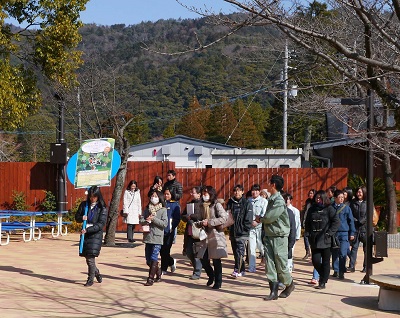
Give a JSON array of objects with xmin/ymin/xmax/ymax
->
[{"xmin": 191, "ymin": 186, "xmax": 228, "ymax": 290}]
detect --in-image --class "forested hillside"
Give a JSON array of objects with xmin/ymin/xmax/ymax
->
[{"xmin": 16, "ymin": 16, "xmax": 326, "ymax": 161}]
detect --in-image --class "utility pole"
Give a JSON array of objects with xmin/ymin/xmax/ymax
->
[
  {"xmin": 54, "ymin": 93, "xmax": 67, "ymax": 212},
  {"xmin": 283, "ymin": 39, "xmax": 288, "ymax": 150},
  {"xmin": 362, "ymin": 89, "xmax": 375, "ymax": 284},
  {"xmin": 77, "ymin": 88, "xmax": 82, "ymax": 145}
]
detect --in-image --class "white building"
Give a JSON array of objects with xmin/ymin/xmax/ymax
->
[{"xmin": 128, "ymin": 135, "xmax": 303, "ymax": 168}]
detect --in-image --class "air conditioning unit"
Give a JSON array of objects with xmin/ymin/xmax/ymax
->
[
  {"xmin": 194, "ymin": 146, "xmax": 203, "ymax": 155},
  {"xmin": 161, "ymin": 146, "xmax": 171, "ymax": 155}
]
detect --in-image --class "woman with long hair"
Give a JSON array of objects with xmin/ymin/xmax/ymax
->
[
  {"xmin": 191, "ymin": 186, "xmax": 228, "ymax": 289},
  {"xmin": 348, "ymin": 186, "xmax": 367, "ymax": 273},
  {"xmin": 75, "ymin": 186, "xmax": 108, "ymax": 287},
  {"xmin": 181, "ymin": 186, "xmax": 203, "ymax": 279},
  {"xmin": 302, "ymin": 189, "xmax": 315, "ymax": 259},
  {"xmin": 123, "ymin": 180, "xmax": 142, "ymax": 243},
  {"xmin": 304, "ymin": 190, "xmax": 340, "ymax": 290}
]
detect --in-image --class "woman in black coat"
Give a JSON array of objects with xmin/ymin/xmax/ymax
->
[
  {"xmin": 304, "ymin": 190, "xmax": 340, "ymax": 290},
  {"xmin": 75, "ymin": 186, "xmax": 108, "ymax": 287}
]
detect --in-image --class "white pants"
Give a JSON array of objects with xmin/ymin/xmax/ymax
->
[{"xmin": 248, "ymin": 227, "xmax": 263, "ymax": 270}]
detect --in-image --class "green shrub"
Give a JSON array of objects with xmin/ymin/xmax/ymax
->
[
  {"xmin": 39, "ymin": 190, "xmax": 57, "ymax": 212},
  {"xmin": 11, "ymin": 190, "xmax": 29, "ymax": 211}
]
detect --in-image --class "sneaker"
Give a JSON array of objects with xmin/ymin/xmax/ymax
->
[
  {"xmin": 162, "ymin": 271, "xmax": 168, "ymax": 275},
  {"xmin": 308, "ymin": 278, "xmax": 318, "ymax": 285},
  {"xmin": 170, "ymin": 259, "xmax": 177, "ymax": 273},
  {"xmin": 189, "ymin": 275, "xmax": 200, "ymax": 280},
  {"xmin": 238, "ymin": 271, "xmax": 245, "ymax": 277},
  {"xmin": 231, "ymin": 271, "xmax": 239, "ymax": 278}
]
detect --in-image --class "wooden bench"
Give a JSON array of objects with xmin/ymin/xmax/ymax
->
[{"xmin": 369, "ymin": 274, "xmax": 400, "ymax": 311}]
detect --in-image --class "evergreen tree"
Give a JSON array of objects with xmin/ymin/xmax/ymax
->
[
  {"xmin": 176, "ymin": 96, "xmax": 205, "ymax": 139},
  {"xmin": 126, "ymin": 113, "xmax": 150, "ymax": 145},
  {"xmin": 230, "ymin": 99, "xmax": 261, "ymax": 148},
  {"xmin": 206, "ymin": 100, "xmax": 236, "ymax": 144},
  {"xmin": 162, "ymin": 120, "xmax": 176, "ymax": 139}
]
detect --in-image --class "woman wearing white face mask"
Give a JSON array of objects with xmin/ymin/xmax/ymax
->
[
  {"xmin": 139, "ymin": 189, "xmax": 168, "ymax": 286},
  {"xmin": 191, "ymin": 186, "xmax": 228, "ymax": 290}
]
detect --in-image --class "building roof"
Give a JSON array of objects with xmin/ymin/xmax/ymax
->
[
  {"xmin": 129, "ymin": 135, "xmax": 237, "ymax": 151},
  {"xmin": 311, "ymin": 137, "xmax": 365, "ymax": 150}
]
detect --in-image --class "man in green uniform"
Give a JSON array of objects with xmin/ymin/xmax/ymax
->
[{"xmin": 257, "ymin": 175, "xmax": 295, "ymax": 300}]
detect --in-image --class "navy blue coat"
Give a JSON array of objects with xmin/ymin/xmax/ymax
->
[{"xmin": 75, "ymin": 201, "xmax": 107, "ymax": 257}]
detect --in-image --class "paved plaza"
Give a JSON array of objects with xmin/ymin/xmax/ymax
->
[{"xmin": 0, "ymin": 232, "xmax": 399, "ymax": 317}]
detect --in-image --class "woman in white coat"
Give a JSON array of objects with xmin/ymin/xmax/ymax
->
[{"xmin": 123, "ymin": 180, "xmax": 142, "ymax": 242}]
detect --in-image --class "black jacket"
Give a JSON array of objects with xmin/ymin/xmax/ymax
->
[
  {"xmin": 163, "ymin": 179, "xmax": 183, "ymax": 201},
  {"xmin": 227, "ymin": 196, "xmax": 253, "ymax": 238},
  {"xmin": 350, "ymin": 199, "xmax": 367, "ymax": 233},
  {"xmin": 287, "ymin": 207, "xmax": 296, "ymax": 258},
  {"xmin": 304, "ymin": 203, "xmax": 340, "ymax": 249},
  {"xmin": 75, "ymin": 201, "xmax": 107, "ymax": 257}
]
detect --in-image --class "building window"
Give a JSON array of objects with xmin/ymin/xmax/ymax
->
[{"xmin": 248, "ymin": 164, "xmax": 258, "ymax": 168}]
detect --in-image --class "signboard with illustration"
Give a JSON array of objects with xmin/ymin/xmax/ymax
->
[{"xmin": 73, "ymin": 138, "xmax": 115, "ymax": 188}]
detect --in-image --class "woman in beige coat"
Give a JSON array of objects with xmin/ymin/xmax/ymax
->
[{"xmin": 191, "ymin": 186, "xmax": 228, "ymax": 289}]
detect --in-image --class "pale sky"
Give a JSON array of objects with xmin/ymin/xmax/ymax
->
[
  {"xmin": 79, "ymin": 0, "xmax": 237, "ymax": 26},
  {"xmin": 4, "ymin": 0, "xmax": 237, "ymax": 26}
]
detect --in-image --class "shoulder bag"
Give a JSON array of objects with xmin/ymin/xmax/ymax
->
[{"xmin": 331, "ymin": 235, "xmax": 340, "ymax": 249}]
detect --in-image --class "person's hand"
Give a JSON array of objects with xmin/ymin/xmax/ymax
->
[
  {"xmin": 146, "ymin": 215, "xmax": 154, "ymax": 222},
  {"xmin": 252, "ymin": 220, "xmax": 259, "ymax": 227},
  {"xmin": 202, "ymin": 219, "xmax": 208, "ymax": 227},
  {"xmin": 81, "ymin": 229, "xmax": 86, "ymax": 234},
  {"xmin": 349, "ymin": 235, "xmax": 355, "ymax": 241},
  {"xmin": 82, "ymin": 215, "xmax": 87, "ymax": 221}
]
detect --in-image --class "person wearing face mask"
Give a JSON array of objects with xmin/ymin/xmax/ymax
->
[
  {"xmin": 304, "ymin": 190, "xmax": 340, "ymax": 290},
  {"xmin": 139, "ymin": 189, "xmax": 168, "ymax": 286},
  {"xmin": 75, "ymin": 186, "xmax": 108, "ymax": 287},
  {"xmin": 191, "ymin": 186, "xmax": 228, "ymax": 290}
]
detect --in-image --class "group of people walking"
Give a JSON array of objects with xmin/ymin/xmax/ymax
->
[
  {"xmin": 74, "ymin": 172, "xmax": 370, "ymax": 300},
  {"xmin": 302, "ymin": 185, "xmax": 369, "ymax": 288}
]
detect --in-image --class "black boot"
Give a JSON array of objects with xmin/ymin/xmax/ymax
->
[
  {"xmin": 302, "ymin": 248, "xmax": 311, "ymax": 260},
  {"xmin": 279, "ymin": 279, "xmax": 295, "ymax": 298},
  {"xmin": 212, "ymin": 260, "xmax": 222, "ymax": 290},
  {"xmin": 144, "ymin": 261, "xmax": 158, "ymax": 286},
  {"xmin": 263, "ymin": 281, "xmax": 279, "ymax": 300},
  {"xmin": 154, "ymin": 262, "xmax": 162, "ymax": 282},
  {"xmin": 84, "ymin": 277, "xmax": 94, "ymax": 287},
  {"xmin": 95, "ymin": 269, "xmax": 102, "ymax": 283}
]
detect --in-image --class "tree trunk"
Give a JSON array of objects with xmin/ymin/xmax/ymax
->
[
  {"xmin": 104, "ymin": 139, "xmax": 129, "ymax": 246},
  {"xmin": 382, "ymin": 152, "xmax": 398, "ymax": 233}
]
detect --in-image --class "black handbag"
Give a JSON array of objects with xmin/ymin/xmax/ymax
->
[{"xmin": 331, "ymin": 235, "xmax": 340, "ymax": 249}]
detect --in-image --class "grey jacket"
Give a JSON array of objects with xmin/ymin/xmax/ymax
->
[
  {"xmin": 192, "ymin": 201, "xmax": 228, "ymax": 259},
  {"xmin": 140, "ymin": 206, "xmax": 168, "ymax": 245}
]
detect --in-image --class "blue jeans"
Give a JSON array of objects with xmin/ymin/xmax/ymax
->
[
  {"xmin": 145, "ymin": 243, "xmax": 161, "ymax": 265},
  {"xmin": 331, "ymin": 232, "xmax": 350, "ymax": 274}
]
